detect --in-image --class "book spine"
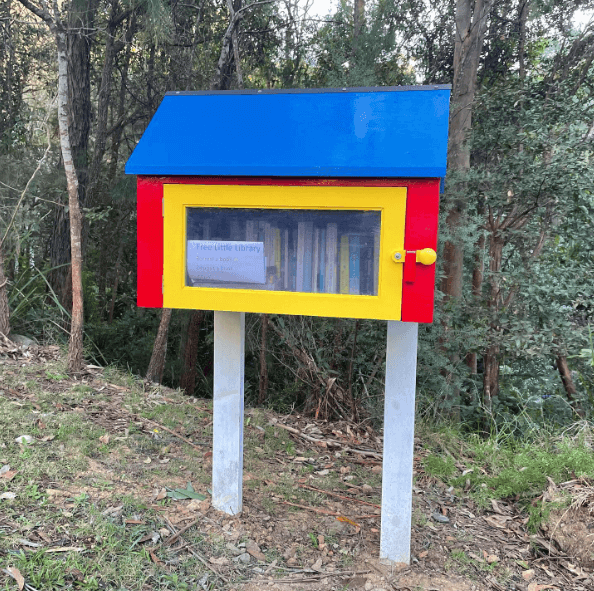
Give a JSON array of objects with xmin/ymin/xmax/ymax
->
[
  {"xmin": 264, "ymin": 223, "xmax": 274, "ymax": 288},
  {"xmin": 312, "ymin": 228, "xmax": 320, "ymax": 293},
  {"xmin": 290, "ymin": 229, "xmax": 297, "ymax": 291},
  {"xmin": 283, "ymin": 228, "xmax": 289, "ymax": 290},
  {"xmin": 319, "ymin": 228, "xmax": 326, "ymax": 293},
  {"xmin": 246, "ymin": 220, "xmax": 257, "ymax": 242},
  {"xmin": 230, "ymin": 217, "xmax": 242, "ymax": 241},
  {"xmin": 339, "ymin": 234, "xmax": 349, "ymax": 295},
  {"xmin": 274, "ymin": 227, "xmax": 281, "ymax": 288},
  {"xmin": 325, "ymin": 223, "xmax": 338, "ymax": 294},
  {"xmin": 303, "ymin": 222, "xmax": 313, "ymax": 292},
  {"xmin": 349, "ymin": 234, "xmax": 360, "ymax": 295},
  {"xmin": 296, "ymin": 222, "xmax": 306, "ymax": 291}
]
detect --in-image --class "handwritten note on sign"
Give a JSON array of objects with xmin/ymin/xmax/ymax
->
[{"xmin": 187, "ymin": 240, "xmax": 266, "ymax": 284}]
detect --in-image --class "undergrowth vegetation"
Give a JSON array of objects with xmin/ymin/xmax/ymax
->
[{"xmin": 420, "ymin": 421, "xmax": 594, "ymax": 530}]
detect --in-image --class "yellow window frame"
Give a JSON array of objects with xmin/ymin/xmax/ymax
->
[{"xmin": 163, "ymin": 184, "xmax": 407, "ymax": 320}]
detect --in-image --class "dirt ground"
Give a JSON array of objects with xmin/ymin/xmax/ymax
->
[{"xmin": 1, "ymin": 340, "xmax": 593, "ymax": 591}]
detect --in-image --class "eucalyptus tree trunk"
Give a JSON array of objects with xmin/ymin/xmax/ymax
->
[
  {"xmin": 16, "ymin": 0, "xmax": 85, "ymax": 371},
  {"xmin": 47, "ymin": 0, "xmax": 96, "ymax": 307},
  {"xmin": 56, "ymin": 30, "xmax": 85, "ymax": 373},
  {"xmin": 212, "ymin": 0, "xmax": 252, "ymax": 90},
  {"xmin": 441, "ymin": 0, "xmax": 494, "ymax": 306}
]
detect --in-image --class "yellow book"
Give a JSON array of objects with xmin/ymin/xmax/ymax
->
[{"xmin": 339, "ymin": 234, "xmax": 349, "ymax": 294}]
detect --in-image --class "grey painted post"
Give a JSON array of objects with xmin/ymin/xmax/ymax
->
[
  {"xmin": 212, "ymin": 311, "xmax": 245, "ymax": 515},
  {"xmin": 380, "ymin": 321, "xmax": 418, "ymax": 564}
]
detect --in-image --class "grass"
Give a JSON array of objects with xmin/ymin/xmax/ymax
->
[
  {"xmin": 7, "ymin": 349, "xmax": 594, "ymax": 589},
  {"xmin": 420, "ymin": 421, "xmax": 594, "ymax": 529}
]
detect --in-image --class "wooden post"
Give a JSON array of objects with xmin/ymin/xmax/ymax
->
[
  {"xmin": 212, "ymin": 311, "xmax": 245, "ymax": 515},
  {"xmin": 380, "ymin": 321, "xmax": 418, "ymax": 564}
]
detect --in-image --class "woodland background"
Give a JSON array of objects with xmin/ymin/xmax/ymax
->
[{"xmin": 0, "ymin": 0, "xmax": 593, "ymax": 434}]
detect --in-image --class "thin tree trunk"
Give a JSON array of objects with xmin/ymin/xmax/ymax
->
[
  {"xmin": 518, "ymin": 0, "xmax": 530, "ymax": 80},
  {"xmin": 441, "ymin": 0, "xmax": 493, "ymax": 306},
  {"xmin": 55, "ymin": 30, "xmax": 84, "ymax": 373},
  {"xmin": 147, "ymin": 308, "xmax": 172, "ymax": 384},
  {"xmin": 87, "ymin": 0, "xmax": 119, "ymax": 205},
  {"xmin": 0, "ymin": 243, "xmax": 10, "ymax": 337},
  {"xmin": 556, "ymin": 355, "xmax": 576, "ymax": 401},
  {"xmin": 179, "ymin": 310, "xmax": 204, "ymax": 395},
  {"xmin": 258, "ymin": 313, "xmax": 269, "ymax": 405},
  {"xmin": 483, "ymin": 344, "xmax": 499, "ymax": 403},
  {"xmin": 107, "ymin": 12, "xmax": 136, "ymax": 183},
  {"xmin": 107, "ymin": 234, "xmax": 125, "ymax": 324}
]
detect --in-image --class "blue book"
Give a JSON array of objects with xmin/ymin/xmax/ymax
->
[{"xmin": 349, "ymin": 234, "xmax": 360, "ymax": 295}]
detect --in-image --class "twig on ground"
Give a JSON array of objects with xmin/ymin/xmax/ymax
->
[
  {"xmin": 282, "ymin": 501, "xmax": 377, "ymax": 519},
  {"xmin": 163, "ymin": 518, "xmax": 199, "ymax": 547},
  {"xmin": 186, "ymin": 546, "xmax": 231, "ymax": 584},
  {"xmin": 269, "ymin": 569, "xmax": 371, "ymax": 583},
  {"xmin": 135, "ymin": 415, "xmax": 209, "ymax": 452},
  {"xmin": 275, "ymin": 422, "xmax": 382, "ymax": 459}
]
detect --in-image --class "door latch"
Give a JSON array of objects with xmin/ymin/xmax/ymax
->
[{"xmin": 392, "ymin": 248, "xmax": 436, "ymax": 283}]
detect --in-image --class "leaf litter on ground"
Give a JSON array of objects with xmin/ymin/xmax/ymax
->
[{"xmin": 2, "ymin": 343, "xmax": 594, "ymax": 590}]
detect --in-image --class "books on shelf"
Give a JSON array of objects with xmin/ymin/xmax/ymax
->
[{"xmin": 189, "ymin": 213, "xmax": 379, "ymax": 295}]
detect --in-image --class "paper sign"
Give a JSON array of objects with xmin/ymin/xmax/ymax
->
[{"xmin": 187, "ymin": 240, "xmax": 266, "ymax": 284}]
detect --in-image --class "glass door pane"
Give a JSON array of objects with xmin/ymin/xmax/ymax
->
[{"xmin": 186, "ymin": 207, "xmax": 381, "ymax": 295}]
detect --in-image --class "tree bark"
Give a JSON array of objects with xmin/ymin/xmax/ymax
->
[
  {"xmin": 53, "ymin": 29, "xmax": 85, "ymax": 373},
  {"xmin": 147, "ymin": 308, "xmax": 172, "ymax": 384},
  {"xmin": 518, "ymin": 0, "xmax": 530, "ymax": 80},
  {"xmin": 16, "ymin": 0, "xmax": 87, "ymax": 372},
  {"xmin": 556, "ymin": 354, "xmax": 576, "ymax": 401},
  {"xmin": 441, "ymin": 0, "xmax": 494, "ymax": 306},
  {"xmin": 213, "ymin": 0, "xmax": 243, "ymax": 90},
  {"xmin": 179, "ymin": 310, "xmax": 204, "ymax": 395},
  {"xmin": 258, "ymin": 313, "xmax": 269, "ymax": 405},
  {"xmin": 0, "ymin": 243, "xmax": 10, "ymax": 337}
]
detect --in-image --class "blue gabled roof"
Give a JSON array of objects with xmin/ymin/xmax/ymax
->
[{"xmin": 125, "ymin": 86, "xmax": 450, "ymax": 178}]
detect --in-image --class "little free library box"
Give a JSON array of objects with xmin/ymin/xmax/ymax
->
[{"xmin": 126, "ymin": 86, "xmax": 451, "ymax": 565}]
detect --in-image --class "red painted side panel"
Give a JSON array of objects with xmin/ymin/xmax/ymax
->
[
  {"xmin": 401, "ymin": 179, "xmax": 440, "ymax": 323},
  {"xmin": 135, "ymin": 176, "xmax": 439, "ymax": 321},
  {"xmin": 137, "ymin": 177, "xmax": 164, "ymax": 308}
]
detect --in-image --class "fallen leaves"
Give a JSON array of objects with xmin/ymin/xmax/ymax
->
[
  {"xmin": 4, "ymin": 567, "xmax": 24, "ymax": 591},
  {"xmin": 0, "ymin": 464, "xmax": 17, "ymax": 481},
  {"xmin": 166, "ymin": 482, "xmax": 206, "ymax": 501},
  {"xmin": 527, "ymin": 583, "xmax": 559, "ymax": 591}
]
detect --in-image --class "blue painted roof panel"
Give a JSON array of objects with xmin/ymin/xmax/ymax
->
[{"xmin": 125, "ymin": 87, "xmax": 450, "ymax": 178}]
